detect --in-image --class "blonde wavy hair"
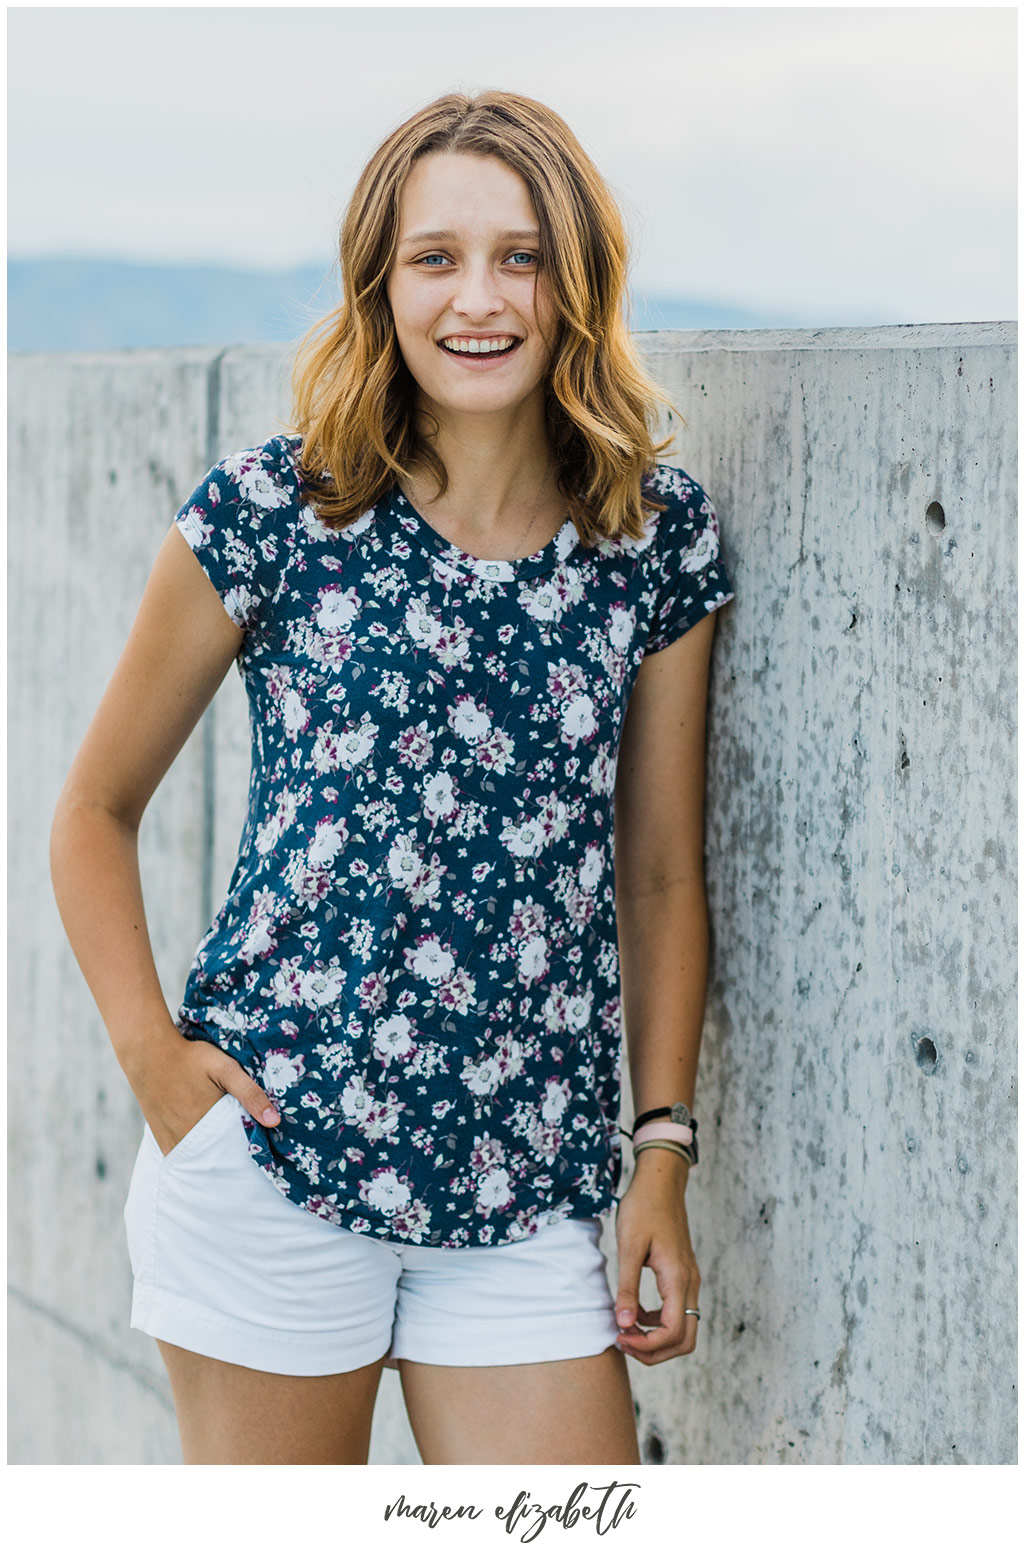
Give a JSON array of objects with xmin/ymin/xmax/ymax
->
[{"xmin": 290, "ymin": 90, "xmax": 680, "ymax": 545}]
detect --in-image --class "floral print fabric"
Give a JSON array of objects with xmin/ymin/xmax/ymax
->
[{"xmin": 173, "ymin": 434, "xmax": 735, "ymax": 1246}]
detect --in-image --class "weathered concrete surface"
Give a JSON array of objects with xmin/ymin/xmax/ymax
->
[
  {"xmin": 630, "ymin": 323, "xmax": 1017, "ymax": 1465},
  {"xmin": 10, "ymin": 349, "xmax": 217, "ymax": 1465},
  {"xmin": 8, "ymin": 325, "xmax": 1016, "ymax": 1463}
]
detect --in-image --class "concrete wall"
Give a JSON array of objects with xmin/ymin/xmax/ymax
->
[{"xmin": 9, "ymin": 324, "xmax": 1016, "ymax": 1463}]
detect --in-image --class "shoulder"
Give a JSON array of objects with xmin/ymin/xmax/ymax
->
[
  {"xmin": 174, "ymin": 437, "xmax": 304, "ymax": 630},
  {"xmin": 638, "ymin": 463, "xmax": 735, "ymax": 652},
  {"xmin": 642, "ymin": 463, "xmax": 717, "ymax": 527},
  {"xmin": 583, "ymin": 464, "xmax": 705, "ymax": 564},
  {"xmin": 603, "ymin": 463, "xmax": 720, "ymax": 565},
  {"xmin": 184, "ymin": 434, "xmax": 304, "ymax": 516}
]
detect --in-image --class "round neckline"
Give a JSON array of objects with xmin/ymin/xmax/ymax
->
[{"xmin": 386, "ymin": 486, "xmax": 580, "ymax": 581}]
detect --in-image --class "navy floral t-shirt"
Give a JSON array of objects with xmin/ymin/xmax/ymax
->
[{"xmin": 173, "ymin": 433, "xmax": 735, "ymax": 1247}]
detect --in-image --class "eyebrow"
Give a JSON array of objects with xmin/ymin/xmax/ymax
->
[{"xmin": 398, "ymin": 228, "xmax": 541, "ymax": 246}]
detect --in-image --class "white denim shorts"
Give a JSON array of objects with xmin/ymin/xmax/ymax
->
[{"xmin": 123, "ymin": 1091, "xmax": 620, "ymax": 1376}]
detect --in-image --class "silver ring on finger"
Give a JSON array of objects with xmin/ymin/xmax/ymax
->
[{"xmin": 683, "ymin": 1308, "xmax": 701, "ymax": 1319}]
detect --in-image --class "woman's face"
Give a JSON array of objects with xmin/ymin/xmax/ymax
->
[{"xmin": 386, "ymin": 152, "xmax": 556, "ymax": 425}]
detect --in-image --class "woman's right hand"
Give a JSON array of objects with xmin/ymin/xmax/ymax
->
[{"xmin": 125, "ymin": 1029, "xmax": 280, "ymax": 1159}]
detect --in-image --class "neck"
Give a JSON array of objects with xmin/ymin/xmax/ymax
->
[{"xmin": 407, "ymin": 396, "xmax": 557, "ymax": 533}]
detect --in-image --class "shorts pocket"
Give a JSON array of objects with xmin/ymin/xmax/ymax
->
[
  {"xmin": 158, "ymin": 1091, "xmax": 239, "ymax": 1168},
  {"xmin": 123, "ymin": 1133, "xmax": 158, "ymax": 1279}
]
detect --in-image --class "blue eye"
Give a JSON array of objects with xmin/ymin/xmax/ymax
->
[
  {"xmin": 418, "ymin": 254, "xmax": 451, "ymax": 267},
  {"xmin": 507, "ymin": 252, "xmax": 537, "ymax": 266}
]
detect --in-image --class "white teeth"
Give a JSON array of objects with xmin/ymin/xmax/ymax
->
[{"xmin": 441, "ymin": 336, "xmax": 516, "ymax": 355}]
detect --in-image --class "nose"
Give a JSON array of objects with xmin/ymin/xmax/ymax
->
[{"xmin": 451, "ymin": 261, "xmax": 504, "ymax": 322}]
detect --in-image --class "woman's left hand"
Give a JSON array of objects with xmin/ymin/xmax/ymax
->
[{"xmin": 612, "ymin": 1152, "xmax": 701, "ymax": 1364}]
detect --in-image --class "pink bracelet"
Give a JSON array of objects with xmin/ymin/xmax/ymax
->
[{"xmin": 632, "ymin": 1120, "xmax": 694, "ymax": 1149}]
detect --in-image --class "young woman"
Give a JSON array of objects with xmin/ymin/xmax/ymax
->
[{"xmin": 50, "ymin": 90, "xmax": 735, "ymax": 1465}]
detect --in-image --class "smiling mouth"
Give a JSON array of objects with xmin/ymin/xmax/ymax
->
[{"xmin": 438, "ymin": 336, "xmax": 522, "ymax": 360}]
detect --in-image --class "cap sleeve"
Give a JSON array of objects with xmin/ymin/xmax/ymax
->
[
  {"xmin": 643, "ymin": 470, "xmax": 736, "ymax": 656},
  {"xmin": 174, "ymin": 442, "xmax": 292, "ymax": 631}
]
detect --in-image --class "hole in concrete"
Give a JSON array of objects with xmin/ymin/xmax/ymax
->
[
  {"xmin": 913, "ymin": 1034, "xmax": 939, "ymax": 1073},
  {"xmin": 900, "ymin": 749, "xmax": 910, "ymax": 770},
  {"xmin": 645, "ymin": 1431, "xmax": 666, "ymax": 1464},
  {"xmin": 95, "ymin": 1158, "xmax": 107, "ymax": 1180},
  {"xmin": 925, "ymin": 501, "xmax": 946, "ymax": 534}
]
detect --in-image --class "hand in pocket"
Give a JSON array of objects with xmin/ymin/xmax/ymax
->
[{"xmin": 127, "ymin": 1030, "xmax": 281, "ymax": 1159}]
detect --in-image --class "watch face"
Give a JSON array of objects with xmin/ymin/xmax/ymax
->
[{"xmin": 671, "ymin": 1102, "xmax": 692, "ymax": 1127}]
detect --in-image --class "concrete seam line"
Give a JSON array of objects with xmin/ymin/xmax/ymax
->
[{"xmin": 8, "ymin": 1284, "xmax": 174, "ymax": 1409}]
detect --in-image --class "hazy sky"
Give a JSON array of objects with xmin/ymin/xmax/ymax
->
[{"xmin": 7, "ymin": 3, "xmax": 1017, "ymax": 323}]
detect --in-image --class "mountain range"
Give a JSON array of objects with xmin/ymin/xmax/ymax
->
[{"xmin": 8, "ymin": 258, "xmax": 807, "ymax": 354}]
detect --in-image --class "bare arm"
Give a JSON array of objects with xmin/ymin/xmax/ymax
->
[
  {"xmin": 611, "ymin": 608, "xmax": 718, "ymax": 1362},
  {"xmin": 49, "ymin": 523, "xmax": 280, "ymax": 1152}
]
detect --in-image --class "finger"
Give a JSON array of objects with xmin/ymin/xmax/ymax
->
[
  {"xmin": 623, "ymin": 1316, "xmax": 700, "ymax": 1364},
  {"xmin": 619, "ymin": 1265, "xmax": 688, "ymax": 1354},
  {"xmin": 680, "ymin": 1311, "xmax": 700, "ymax": 1354},
  {"xmin": 618, "ymin": 1338, "xmax": 690, "ymax": 1366},
  {"xmin": 656, "ymin": 1262, "xmax": 688, "ymax": 1344},
  {"xmin": 616, "ymin": 1304, "xmax": 663, "ymax": 1341},
  {"xmin": 619, "ymin": 1326, "xmax": 693, "ymax": 1362},
  {"xmin": 614, "ymin": 1239, "xmax": 650, "ymax": 1332},
  {"xmin": 620, "ymin": 1292, "xmax": 702, "ymax": 1362},
  {"xmin": 210, "ymin": 1056, "xmax": 280, "ymax": 1127},
  {"xmin": 680, "ymin": 1270, "xmax": 703, "ymax": 1354},
  {"xmin": 618, "ymin": 1323, "xmax": 672, "ymax": 1357}
]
